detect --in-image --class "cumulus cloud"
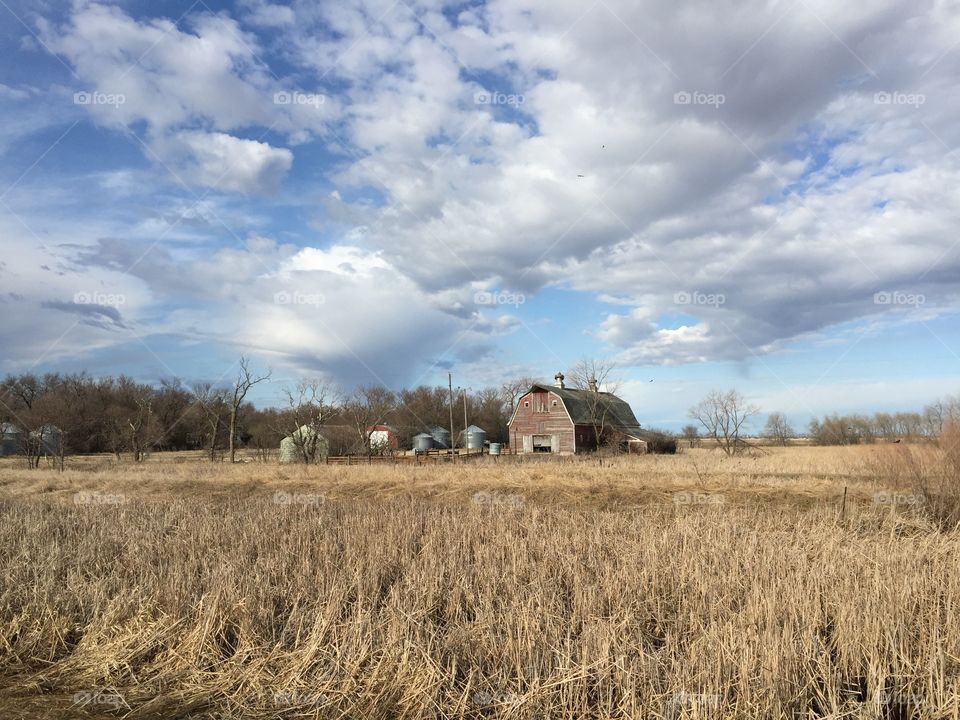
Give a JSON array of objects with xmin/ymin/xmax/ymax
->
[
  {"xmin": 153, "ymin": 131, "xmax": 293, "ymax": 194},
  {"xmin": 7, "ymin": 0, "xmax": 960, "ymax": 391}
]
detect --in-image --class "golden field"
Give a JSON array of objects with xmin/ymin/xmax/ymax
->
[{"xmin": 0, "ymin": 446, "xmax": 957, "ymax": 719}]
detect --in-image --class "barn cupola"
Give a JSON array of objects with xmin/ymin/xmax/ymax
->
[
  {"xmin": 588, "ymin": 376, "xmax": 598, "ymax": 392},
  {"xmin": 554, "ymin": 372, "xmax": 565, "ymax": 389}
]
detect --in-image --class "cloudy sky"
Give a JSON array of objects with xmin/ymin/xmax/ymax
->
[{"xmin": 1, "ymin": 0, "xmax": 959, "ymax": 430}]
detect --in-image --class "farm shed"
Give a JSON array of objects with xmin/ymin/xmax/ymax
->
[
  {"xmin": 279, "ymin": 425, "xmax": 330, "ymax": 464},
  {"xmin": 0, "ymin": 423, "xmax": 23, "ymax": 457},
  {"xmin": 366, "ymin": 424, "xmax": 399, "ymax": 451},
  {"xmin": 508, "ymin": 373, "xmax": 646, "ymax": 454}
]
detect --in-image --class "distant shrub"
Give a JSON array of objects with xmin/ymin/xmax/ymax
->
[{"xmin": 642, "ymin": 430, "xmax": 678, "ymax": 455}]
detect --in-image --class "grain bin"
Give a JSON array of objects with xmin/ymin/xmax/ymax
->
[
  {"xmin": 413, "ymin": 433, "xmax": 435, "ymax": 452},
  {"xmin": 462, "ymin": 424, "xmax": 486, "ymax": 450},
  {"xmin": 430, "ymin": 426, "xmax": 450, "ymax": 449}
]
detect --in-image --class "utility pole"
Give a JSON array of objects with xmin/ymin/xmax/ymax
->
[
  {"xmin": 448, "ymin": 372, "xmax": 455, "ymax": 453},
  {"xmin": 462, "ymin": 389, "xmax": 468, "ymax": 432}
]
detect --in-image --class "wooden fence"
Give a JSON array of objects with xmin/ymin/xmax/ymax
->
[{"xmin": 323, "ymin": 448, "xmax": 502, "ymax": 465}]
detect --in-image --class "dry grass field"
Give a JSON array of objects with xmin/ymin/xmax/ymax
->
[{"xmin": 0, "ymin": 446, "xmax": 957, "ymax": 719}]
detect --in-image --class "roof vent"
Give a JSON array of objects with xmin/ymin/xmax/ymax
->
[
  {"xmin": 588, "ymin": 376, "xmax": 598, "ymax": 393},
  {"xmin": 554, "ymin": 372, "xmax": 565, "ymax": 389}
]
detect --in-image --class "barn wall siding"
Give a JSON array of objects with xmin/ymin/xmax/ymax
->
[{"xmin": 509, "ymin": 390, "xmax": 576, "ymax": 453}]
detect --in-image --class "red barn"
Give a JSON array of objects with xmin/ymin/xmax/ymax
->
[
  {"xmin": 507, "ymin": 373, "xmax": 646, "ymax": 454},
  {"xmin": 366, "ymin": 424, "xmax": 399, "ymax": 451}
]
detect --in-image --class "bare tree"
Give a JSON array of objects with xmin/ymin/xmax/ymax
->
[
  {"xmin": 346, "ymin": 385, "xmax": 397, "ymax": 455},
  {"xmin": 568, "ymin": 358, "xmax": 621, "ymax": 452},
  {"xmin": 500, "ymin": 376, "xmax": 540, "ymax": 418},
  {"xmin": 763, "ymin": 412, "xmax": 794, "ymax": 446},
  {"xmin": 228, "ymin": 356, "xmax": 271, "ymax": 463},
  {"xmin": 280, "ymin": 379, "xmax": 340, "ymax": 463},
  {"xmin": 689, "ymin": 389, "xmax": 760, "ymax": 456},
  {"xmin": 681, "ymin": 424, "xmax": 701, "ymax": 449},
  {"xmin": 192, "ymin": 383, "xmax": 229, "ymax": 461}
]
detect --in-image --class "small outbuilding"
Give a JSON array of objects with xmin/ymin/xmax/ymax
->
[
  {"xmin": 366, "ymin": 424, "xmax": 399, "ymax": 452},
  {"xmin": 279, "ymin": 425, "xmax": 330, "ymax": 464},
  {"xmin": 0, "ymin": 423, "xmax": 23, "ymax": 457}
]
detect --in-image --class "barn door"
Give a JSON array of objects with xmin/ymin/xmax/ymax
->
[{"xmin": 523, "ymin": 435, "xmax": 533, "ymax": 453}]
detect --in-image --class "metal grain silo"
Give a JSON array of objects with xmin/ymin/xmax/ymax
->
[
  {"xmin": 430, "ymin": 426, "xmax": 450, "ymax": 449},
  {"xmin": 463, "ymin": 424, "xmax": 486, "ymax": 449},
  {"xmin": 413, "ymin": 433, "xmax": 435, "ymax": 452}
]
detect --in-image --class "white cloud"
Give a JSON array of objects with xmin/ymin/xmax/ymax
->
[{"xmin": 153, "ymin": 131, "xmax": 293, "ymax": 194}]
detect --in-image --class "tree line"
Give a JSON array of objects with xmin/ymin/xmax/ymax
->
[{"xmin": 0, "ymin": 358, "xmax": 527, "ymax": 467}]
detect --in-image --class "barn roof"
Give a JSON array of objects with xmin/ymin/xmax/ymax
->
[{"xmin": 527, "ymin": 383, "xmax": 642, "ymax": 435}]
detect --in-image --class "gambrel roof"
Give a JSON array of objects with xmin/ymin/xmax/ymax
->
[{"xmin": 523, "ymin": 383, "xmax": 643, "ymax": 437}]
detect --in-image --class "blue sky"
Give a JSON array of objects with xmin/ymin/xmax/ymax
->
[{"xmin": 1, "ymin": 0, "xmax": 959, "ymax": 432}]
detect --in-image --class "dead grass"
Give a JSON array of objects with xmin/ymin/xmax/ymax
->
[{"xmin": 0, "ymin": 446, "xmax": 957, "ymax": 719}]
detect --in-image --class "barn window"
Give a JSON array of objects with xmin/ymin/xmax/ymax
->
[
  {"xmin": 552, "ymin": 400, "xmax": 557, "ymax": 406},
  {"xmin": 524, "ymin": 400, "xmax": 529, "ymax": 407}
]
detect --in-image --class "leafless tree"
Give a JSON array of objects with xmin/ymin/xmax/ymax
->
[
  {"xmin": 762, "ymin": 412, "xmax": 794, "ymax": 446},
  {"xmin": 500, "ymin": 376, "xmax": 540, "ymax": 418},
  {"xmin": 192, "ymin": 382, "xmax": 229, "ymax": 461},
  {"xmin": 689, "ymin": 389, "xmax": 760, "ymax": 456},
  {"xmin": 280, "ymin": 379, "xmax": 340, "ymax": 463},
  {"xmin": 346, "ymin": 385, "xmax": 397, "ymax": 455},
  {"xmin": 568, "ymin": 357, "xmax": 621, "ymax": 452},
  {"xmin": 228, "ymin": 356, "xmax": 271, "ymax": 463},
  {"xmin": 681, "ymin": 424, "xmax": 700, "ymax": 449}
]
